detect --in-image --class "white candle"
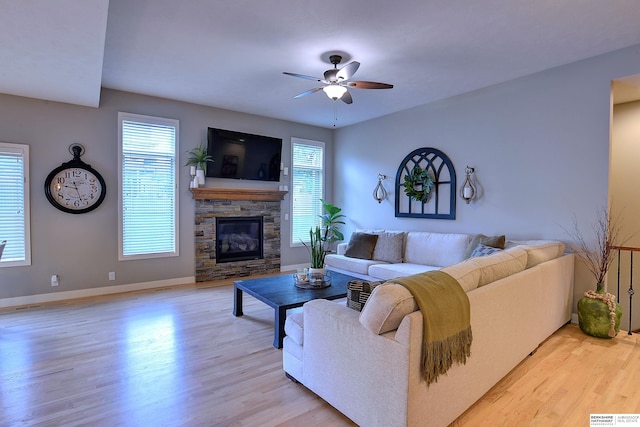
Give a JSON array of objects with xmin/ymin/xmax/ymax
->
[
  {"xmin": 463, "ymin": 186, "xmax": 473, "ymax": 199},
  {"xmin": 190, "ymin": 166, "xmax": 196, "ymax": 176},
  {"xmin": 193, "ymin": 176, "xmax": 199, "ymax": 188}
]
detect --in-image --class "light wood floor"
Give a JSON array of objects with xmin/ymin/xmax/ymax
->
[{"xmin": 1, "ymin": 281, "xmax": 639, "ymax": 427}]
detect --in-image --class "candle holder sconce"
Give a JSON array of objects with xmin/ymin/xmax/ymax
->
[
  {"xmin": 373, "ymin": 174, "xmax": 388, "ymax": 203},
  {"xmin": 460, "ymin": 166, "xmax": 477, "ymax": 204}
]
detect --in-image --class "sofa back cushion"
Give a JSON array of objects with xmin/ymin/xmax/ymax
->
[
  {"xmin": 466, "ymin": 247, "xmax": 528, "ymax": 287},
  {"xmin": 440, "ymin": 261, "xmax": 482, "ymax": 292},
  {"xmin": 505, "ymin": 240, "xmax": 565, "ymax": 268},
  {"xmin": 404, "ymin": 232, "xmax": 471, "ymax": 267}
]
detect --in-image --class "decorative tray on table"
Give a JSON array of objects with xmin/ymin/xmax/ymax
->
[{"xmin": 294, "ymin": 271, "xmax": 332, "ymax": 289}]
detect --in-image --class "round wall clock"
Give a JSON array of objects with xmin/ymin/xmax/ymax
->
[{"xmin": 44, "ymin": 144, "xmax": 106, "ymax": 214}]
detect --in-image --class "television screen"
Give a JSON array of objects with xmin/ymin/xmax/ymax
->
[{"xmin": 205, "ymin": 127, "xmax": 282, "ymax": 181}]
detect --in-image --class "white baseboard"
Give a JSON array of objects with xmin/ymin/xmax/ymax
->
[
  {"xmin": 0, "ymin": 276, "xmax": 195, "ymax": 309},
  {"xmin": 571, "ymin": 312, "xmax": 578, "ymax": 324}
]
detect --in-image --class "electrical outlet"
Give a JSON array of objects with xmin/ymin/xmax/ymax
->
[
  {"xmin": 109, "ymin": 272, "xmax": 116, "ymax": 281},
  {"xmin": 51, "ymin": 274, "xmax": 59, "ymax": 286}
]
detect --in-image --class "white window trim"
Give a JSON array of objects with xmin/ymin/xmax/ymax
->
[
  {"xmin": 118, "ymin": 112, "xmax": 179, "ymax": 261},
  {"xmin": 290, "ymin": 137, "xmax": 325, "ymax": 248},
  {"xmin": 0, "ymin": 142, "xmax": 31, "ymax": 267}
]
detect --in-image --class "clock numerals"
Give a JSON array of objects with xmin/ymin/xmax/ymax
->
[{"xmin": 45, "ymin": 161, "xmax": 106, "ymax": 214}]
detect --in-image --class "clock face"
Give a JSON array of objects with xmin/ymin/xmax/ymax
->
[{"xmin": 45, "ymin": 166, "xmax": 106, "ymax": 214}]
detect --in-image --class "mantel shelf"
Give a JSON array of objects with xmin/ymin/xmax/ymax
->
[{"xmin": 190, "ymin": 187, "xmax": 287, "ymax": 201}]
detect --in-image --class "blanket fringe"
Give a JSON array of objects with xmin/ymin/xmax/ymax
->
[{"xmin": 422, "ymin": 326, "xmax": 473, "ymax": 386}]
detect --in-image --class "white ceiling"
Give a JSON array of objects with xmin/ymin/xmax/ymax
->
[{"xmin": 2, "ymin": 0, "xmax": 640, "ymax": 129}]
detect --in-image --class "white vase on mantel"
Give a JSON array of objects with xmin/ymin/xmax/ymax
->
[{"xmin": 196, "ymin": 168, "xmax": 205, "ymax": 185}]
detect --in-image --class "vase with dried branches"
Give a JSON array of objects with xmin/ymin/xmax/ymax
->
[{"xmin": 566, "ymin": 205, "xmax": 626, "ymax": 338}]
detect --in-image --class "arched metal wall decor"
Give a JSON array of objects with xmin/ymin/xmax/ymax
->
[{"xmin": 395, "ymin": 147, "xmax": 456, "ymax": 219}]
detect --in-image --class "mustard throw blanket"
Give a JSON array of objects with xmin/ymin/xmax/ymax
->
[{"xmin": 393, "ymin": 270, "xmax": 472, "ymax": 386}]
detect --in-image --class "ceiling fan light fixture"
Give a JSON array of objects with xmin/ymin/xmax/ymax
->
[{"xmin": 323, "ymin": 84, "xmax": 347, "ymax": 100}]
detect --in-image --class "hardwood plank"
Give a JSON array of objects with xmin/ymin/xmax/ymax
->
[{"xmin": 1, "ymin": 283, "xmax": 639, "ymax": 426}]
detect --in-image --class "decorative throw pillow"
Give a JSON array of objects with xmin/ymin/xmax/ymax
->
[
  {"xmin": 344, "ymin": 232, "xmax": 379, "ymax": 260},
  {"xmin": 372, "ymin": 231, "xmax": 405, "ymax": 263},
  {"xmin": 347, "ymin": 280, "xmax": 384, "ymax": 311},
  {"xmin": 463, "ymin": 234, "xmax": 506, "ymax": 259},
  {"xmin": 471, "ymin": 243, "xmax": 503, "ymax": 258}
]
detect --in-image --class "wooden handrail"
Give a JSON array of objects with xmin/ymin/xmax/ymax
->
[{"xmin": 609, "ymin": 245, "xmax": 640, "ymax": 252}]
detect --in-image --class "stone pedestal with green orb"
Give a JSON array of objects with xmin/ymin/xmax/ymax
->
[{"xmin": 577, "ymin": 282, "xmax": 623, "ymax": 338}]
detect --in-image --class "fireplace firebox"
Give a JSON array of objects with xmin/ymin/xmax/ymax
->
[{"xmin": 216, "ymin": 216, "xmax": 263, "ymax": 263}]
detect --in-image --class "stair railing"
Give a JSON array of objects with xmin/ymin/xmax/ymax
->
[{"xmin": 609, "ymin": 245, "xmax": 640, "ymax": 335}]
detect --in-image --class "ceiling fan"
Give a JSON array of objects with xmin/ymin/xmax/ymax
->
[{"xmin": 283, "ymin": 55, "xmax": 393, "ymax": 104}]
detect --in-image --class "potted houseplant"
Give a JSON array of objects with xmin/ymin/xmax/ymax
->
[
  {"xmin": 185, "ymin": 143, "xmax": 213, "ymax": 185},
  {"xmin": 303, "ymin": 199, "xmax": 345, "ymax": 278},
  {"xmin": 567, "ymin": 205, "xmax": 626, "ymax": 338}
]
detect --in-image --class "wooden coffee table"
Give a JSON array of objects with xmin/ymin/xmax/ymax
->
[{"xmin": 233, "ymin": 271, "xmax": 358, "ymax": 348}]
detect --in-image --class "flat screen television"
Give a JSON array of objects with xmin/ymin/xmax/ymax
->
[{"xmin": 205, "ymin": 127, "xmax": 282, "ymax": 181}]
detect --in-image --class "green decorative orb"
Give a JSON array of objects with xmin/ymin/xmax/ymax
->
[{"xmin": 577, "ymin": 284, "xmax": 623, "ymax": 339}]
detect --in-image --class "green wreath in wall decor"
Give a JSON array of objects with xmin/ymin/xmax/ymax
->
[{"xmin": 403, "ymin": 166, "xmax": 435, "ymax": 204}]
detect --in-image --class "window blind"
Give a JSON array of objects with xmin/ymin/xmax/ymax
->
[
  {"xmin": 291, "ymin": 139, "xmax": 324, "ymax": 245},
  {"xmin": 0, "ymin": 143, "xmax": 29, "ymax": 265},
  {"xmin": 120, "ymin": 115, "xmax": 178, "ymax": 259}
]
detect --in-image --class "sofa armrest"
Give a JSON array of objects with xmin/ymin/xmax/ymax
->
[
  {"xmin": 302, "ymin": 299, "xmax": 418, "ymax": 426},
  {"xmin": 336, "ymin": 242, "xmax": 348, "ymax": 255}
]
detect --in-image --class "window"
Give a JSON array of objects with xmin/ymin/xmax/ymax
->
[
  {"xmin": 119, "ymin": 113, "xmax": 179, "ymax": 260},
  {"xmin": 0, "ymin": 142, "xmax": 30, "ymax": 266},
  {"xmin": 291, "ymin": 138, "xmax": 325, "ymax": 246}
]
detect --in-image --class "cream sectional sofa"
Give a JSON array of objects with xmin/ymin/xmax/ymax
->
[
  {"xmin": 283, "ymin": 233, "xmax": 574, "ymax": 427},
  {"xmin": 325, "ymin": 231, "xmax": 472, "ymax": 281}
]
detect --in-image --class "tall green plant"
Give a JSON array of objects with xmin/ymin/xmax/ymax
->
[{"xmin": 303, "ymin": 199, "xmax": 346, "ymax": 268}]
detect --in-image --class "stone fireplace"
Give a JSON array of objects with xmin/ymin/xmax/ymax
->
[{"xmin": 193, "ymin": 188, "xmax": 285, "ymax": 281}]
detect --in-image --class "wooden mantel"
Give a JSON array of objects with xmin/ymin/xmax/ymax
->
[{"xmin": 190, "ymin": 187, "xmax": 287, "ymax": 201}]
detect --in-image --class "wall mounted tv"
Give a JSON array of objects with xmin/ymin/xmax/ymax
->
[{"xmin": 205, "ymin": 127, "xmax": 282, "ymax": 181}]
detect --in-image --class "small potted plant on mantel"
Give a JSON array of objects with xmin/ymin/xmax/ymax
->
[
  {"xmin": 567, "ymin": 204, "xmax": 627, "ymax": 338},
  {"xmin": 303, "ymin": 199, "xmax": 345, "ymax": 279},
  {"xmin": 185, "ymin": 143, "xmax": 213, "ymax": 186}
]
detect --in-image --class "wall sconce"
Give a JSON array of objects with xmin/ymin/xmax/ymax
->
[
  {"xmin": 373, "ymin": 174, "xmax": 388, "ymax": 203},
  {"xmin": 460, "ymin": 166, "xmax": 477, "ymax": 204}
]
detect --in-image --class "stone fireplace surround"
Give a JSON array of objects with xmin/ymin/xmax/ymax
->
[{"xmin": 193, "ymin": 188, "xmax": 286, "ymax": 282}]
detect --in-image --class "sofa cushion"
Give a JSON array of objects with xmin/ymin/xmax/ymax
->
[
  {"xmin": 440, "ymin": 260, "xmax": 482, "ymax": 292},
  {"xmin": 372, "ymin": 231, "xmax": 405, "ymax": 263},
  {"xmin": 466, "ymin": 247, "xmax": 528, "ymax": 287},
  {"xmin": 284, "ymin": 311, "xmax": 304, "ymax": 345},
  {"xmin": 359, "ymin": 284, "xmax": 418, "ymax": 334},
  {"xmin": 463, "ymin": 234, "xmax": 506, "ymax": 259},
  {"xmin": 347, "ymin": 280, "xmax": 384, "ymax": 311},
  {"xmin": 471, "ymin": 244, "xmax": 503, "ymax": 258},
  {"xmin": 344, "ymin": 232, "xmax": 379, "ymax": 260},
  {"xmin": 506, "ymin": 240, "xmax": 565, "ymax": 268},
  {"xmin": 324, "ymin": 254, "xmax": 386, "ymax": 275},
  {"xmin": 403, "ymin": 232, "xmax": 471, "ymax": 267},
  {"xmin": 368, "ymin": 263, "xmax": 439, "ymax": 281}
]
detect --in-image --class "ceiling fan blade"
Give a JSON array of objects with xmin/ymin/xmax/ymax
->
[
  {"xmin": 293, "ymin": 87, "xmax": 323, "ymax": 99},
  {"xmin": 283, "ymin": 72, "xmax": 324, "ymax": 82},
  {"xmin": 336, "ymin": 61, "xmax": 360, "ymax": 81},
  {"xmin": 341, "ymin": 90, "xmax": 353, "ymax": 104},
  {"xmin": 347, "ymin": 81, "xmax": 394, "ymax": 89}
]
